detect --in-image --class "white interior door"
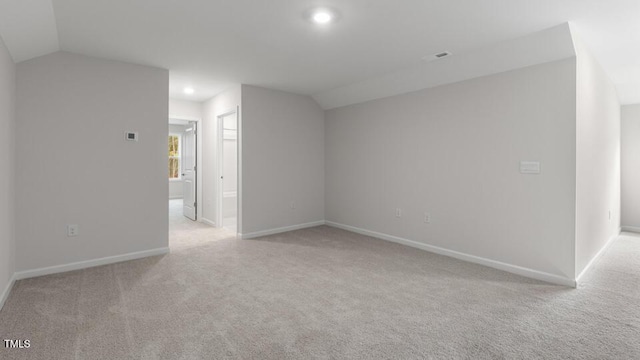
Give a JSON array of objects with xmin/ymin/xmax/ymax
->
[
  {"xmin": 183, "ymin": 123, "xmax": 197, "ymax": 220},
  {"xmin": 218, "ymin": 112, "xmax": 238, "ymax": 232}
]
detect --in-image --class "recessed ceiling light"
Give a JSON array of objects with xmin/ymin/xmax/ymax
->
[
  {"xmin": 313, "ymin": 11, "xmax": 333, "ymax": 24},
  {"xmin": 308, "ymin": 8, "xmax": 337, "ymax": 25},
  {"xmin": 184, "ymin": 87, "xmax": 195, "ymax": 95}
]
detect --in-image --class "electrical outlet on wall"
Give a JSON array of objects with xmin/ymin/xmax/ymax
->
[
  {"xmin": 395, "ymin": 208, "xmax": 402, "ymax": 218},
  {"xmin": 67, "ymin": 224, "xmax": 79, "ymax": 237},
  {"xmin": 290, "ymin": 201, "xmax": 296, "ymax": 210},
  {"xmin": 424, "ymin": 212, "xmax": 431, "ymax": 224}
]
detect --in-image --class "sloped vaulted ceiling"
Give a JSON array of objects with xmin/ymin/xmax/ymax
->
[
  {"xmin": 313, "ymin": 24, "xmax": 577, "ymax": 109},
  {"xmin": 0, "ymin": 0, "xmax": 639, "ymax": 106}
]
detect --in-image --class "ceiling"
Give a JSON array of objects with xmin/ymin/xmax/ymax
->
[
  {"xmin": 315, "ymin": 24, "xmax": 578, "ymax": 109},
  {"xmin": 1, "ymin": 0, "xmax": 639, "ymax": 105}
]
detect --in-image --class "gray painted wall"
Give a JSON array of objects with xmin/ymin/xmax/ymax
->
[
  {"xmin": 0, "ymin": 36, "xmax": 621, "ymax": 287},
  {"xmin": 574, "ymin": 37, "xmax": 621, "ymax": 277},
  {"xmin": 241, "ymin": 85, "xmax": 325, "ymax": 234},
  {"xmin": 622, "ymin": 105, "xmax": 640, "ymax": 229},
  {"xmin": 16, "ymin": 52, "xmax": 169, "ymax": 271},
  {"xmin": 325, "ymin": 59, "xmax": 578, "ymax": 279},
  {"xmin": 0, "ymin": 36, "xmax": 16, "ymax": 302}
]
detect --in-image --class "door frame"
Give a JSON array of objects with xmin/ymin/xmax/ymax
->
[
  {"xmin": 169, "ymin": 116, "xmax": 202, "ymax": 224},
  {"xmin": 216, "ymin": 108, "xmax": 240, "ymax": 234}
]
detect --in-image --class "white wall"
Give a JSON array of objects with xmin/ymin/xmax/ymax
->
[
  {"xmin": 241, "ymin": 85, "xmax": 325, "ymax": 235},
  {"xmin": 574, "ymin": 37, "xmax": 621, "ymax": 277},
  {"xmin": 169, "ymin": 124, "xmax": 186, "ymax": 199},
  {"xmin": 201, "ymin": 85, "xmax": 241, "ymax": 225},
  {"xmin": 0, "ymin": 36, "xmax": 16, "ymax": 305},
  {"xmin": 169, "ymin": 98, "xmax": 202, "ymax": 121},
  {"xmin": 622, "ymin": 105, "xmax": 640, "ymax": 230},
  {"xmin": 16, "ymin": 52, "xmax": 169, "ymax": 272},
  {"xmin": 325, "ymin": 59, "xmax": 578, "ymax": 280}
]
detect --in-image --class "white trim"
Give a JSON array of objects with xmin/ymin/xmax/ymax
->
[
  {"xmin": 195, "ymin": 119, "xmax": 202, "ymax": 222},
  {"xmin": 237, "ymin": 104, "xmax": 243, "ymax": 235},
  {"xmin": 575, "ymin": 228, "xmax": 621, "ymax": 284},
  {"xmin": 325, "ymin": 221, "xmax": 576, "ymax": 287},
  {"xmin": 14, "ymin": 247, "xmax": 170, "ymax": 281},
  {"xmin": 621, "ymin": 226, "xmax": 640, "ymax": 234},
  {"xmin": 169, "ymin": 195, "xmax": 183, "ymax": 200},
  {"xmin": 240, "ymin": 221, "xmax": 326, "ymax": 239},
  {"xmin": 169, "ymin": 116, "xmax": 200, "ymax": 123},
  {"xmin": 0, "ymin": 273, "xmax": 16, "ymax": 311},
  {"xmin": 200, "ymin": 217, "xmax": 216, "ymax": 227}
]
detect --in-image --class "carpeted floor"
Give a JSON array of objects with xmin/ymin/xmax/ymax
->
[{"xmin": 1, "ymin": 202, "xmax": 639, "ymax": 359}]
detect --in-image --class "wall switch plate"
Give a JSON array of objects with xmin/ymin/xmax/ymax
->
[
  {"xmin": 424, "ymin": 213, "xmax": 431, "ymax": 224},
  {"xmin": 67, "ymin": 224, "xmax": 79, "ymax": 237},
  {"xmin": 520, "ymin": 161, "xmax": 541, "ymax": 174},
  {"xmin": 290, "ymin": 201, "xmax": 296, "ymax": 209},
  {"xmin": 395, "ymin": 208, "xmax": 402, "ymax": 218}
]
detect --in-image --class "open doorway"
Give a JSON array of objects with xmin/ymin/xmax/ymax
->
[
  {"xmin": 168, "ymin": 116, "xmax": 219, "ymax": 248},
  {"xmin": 167, "ymin": 99, "xmax": 240, "ymax": 250},
  {"xmin": 168, "ymin": 118, "xmax": 199, "ymax": 225},
  {"xmin": 218, "ymin": 111, "xmax": 239, "ymax": 233}
]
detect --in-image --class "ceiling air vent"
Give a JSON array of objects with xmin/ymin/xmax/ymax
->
[{"xmin": 422, "ymin": 51, "xmax": 453, "ymax": 62}]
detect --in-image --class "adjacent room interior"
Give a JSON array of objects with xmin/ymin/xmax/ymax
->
[
  {"xmin": 167, "ymin": 97, "xmax": 240, "ymax": 249},
  {"xmin": 0, "ymin": 1, "xmax": 639, "ymax": 358},
  {"xmin": 218, "ymin": 110, "xmax": 239, "ymax": 233},
  {"xmin": 168, "ymin": 117, "xmax": 209, "ymax": 245}
]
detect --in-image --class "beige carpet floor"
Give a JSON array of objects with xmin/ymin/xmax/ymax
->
[{"xmin": 1, "ymin": 201, "xmax": 639, "ymax": 359}]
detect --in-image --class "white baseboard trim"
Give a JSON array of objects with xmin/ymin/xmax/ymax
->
[
  {"xmin": 14, "ymin": 247, "xmax": 170, "ymax": 281},
  {"xmin": 0, "ymin": 273, "xmax": 17, "ymax": 311},
  {"xmin": 200, "ymin": 217, "xmax": 216, "ymax": 227},
  {"xmin": 575, "ymin": 228, "xmax": 621, "ymax": 285},
  {"xmin": 325, "ymin": 221, "xmax": 576, "ymax": 287},
  {"xmin": 240, "ymin": 220, "xmax": 326, "ymax": 239},
  {"xmin": 621, "ymin": 226, "xmax": 640, "ymax": 234},
  {"xmin": 169, "ymin": 196, "xmax": 183, "ymax": 200}
]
